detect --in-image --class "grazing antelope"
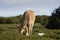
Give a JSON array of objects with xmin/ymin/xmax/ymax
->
[{"xmin": 19, "ymin": 10, "xmax": 35, "ymax": 36}]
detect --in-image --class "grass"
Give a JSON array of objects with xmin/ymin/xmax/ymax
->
[{"xmin": 0, "ymin": 23, "xmax": 60, "ymax": 40}]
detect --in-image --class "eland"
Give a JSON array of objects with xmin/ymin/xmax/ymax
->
[{"xmin": 19, "ymin": 10, "xmax": 35, "ymax": 36}]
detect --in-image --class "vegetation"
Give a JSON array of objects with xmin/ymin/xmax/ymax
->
[
  {"xmin": 35, "ymin": 15, "xmax": 49, "ymax": 26},
  {"xmin": 0, "ymin": 15, "xmax": 22, "ymax": 24},
  {"xmin": 0, "ymin": 6, "xmax": 60, "ymax": 40},
  {"xmin": 46, "ymin": 6, "xmax": 60, "ymax": 29},
  {"xmin": 0, "ymin": 23, "xmax": 60, "ymax": 40}
]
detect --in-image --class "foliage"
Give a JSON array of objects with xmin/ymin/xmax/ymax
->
[
  {"xmin": 0, "ymin": 23, "xmax": 60, "ymax": 40},
  {"xmin": 0, "ymin": 15, "xmax": 49, "ymax": 26},
  {"xmin": 46, "ymin": 6, "xmax": 60, "ymax": 29},
  {"xmin": 0, "ymin": 15, "xmax": 22, "ymax": 24},
  {"xmin": 35, "ymin": 15, "xmax": 49, "ymax": 26}
]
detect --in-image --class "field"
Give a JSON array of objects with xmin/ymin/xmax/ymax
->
[{"xmin": 0, "ymin": 23, "xmax": 60, "ymax": 40}]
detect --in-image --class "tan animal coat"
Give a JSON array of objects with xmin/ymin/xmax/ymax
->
[{"xmin": 19, "ymin": 10, "xmax": 35, "ymax": 36}]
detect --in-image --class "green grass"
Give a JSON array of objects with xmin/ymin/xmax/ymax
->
[{"xmin": 0, "ymin": 23, "xmax": 60, "ymax": 40}]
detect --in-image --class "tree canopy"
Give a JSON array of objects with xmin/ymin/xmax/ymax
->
[{"xmin": 46, "ymin": 6, "xmax": 60, "ymax": 29}]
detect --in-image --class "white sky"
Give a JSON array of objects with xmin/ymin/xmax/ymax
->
[{"xmin": 0, "ymin": 0, "xmax": 60, "ymax": 17}]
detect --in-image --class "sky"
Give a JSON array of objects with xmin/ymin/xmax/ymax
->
[{"xmin": 0, "ymin": 0, "xmax": 60, "ymax": 17}]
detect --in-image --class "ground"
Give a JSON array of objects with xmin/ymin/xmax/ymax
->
[{"xmin": 0, "ymin": 23, "xmax": 60, "ymax": 40}]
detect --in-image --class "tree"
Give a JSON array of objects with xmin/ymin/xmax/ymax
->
[{"xmin": 46, "ymin": 6, "xmax": 60, "ymax": 29}]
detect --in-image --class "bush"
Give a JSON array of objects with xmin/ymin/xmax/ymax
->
[{"xmin": 46, "ymin": 6, "xmax": 60, "ymax": 29}]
